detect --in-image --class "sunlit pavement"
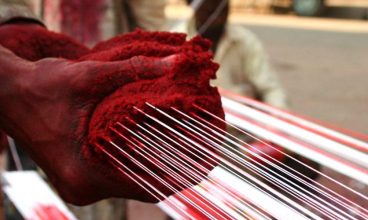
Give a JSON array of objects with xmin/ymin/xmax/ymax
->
[
  {"xmin": 229, "ymin": 14, "xmax": 368, "ymax": 33},
  {"xmin": 166, "ymin": 5, "xmax": 368, "ymax": 33}
]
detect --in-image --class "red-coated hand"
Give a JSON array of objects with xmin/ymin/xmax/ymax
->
[
  {"xmin": 0, "ymin": 23, "xmax": 89, "ymax": 61},
  {"xmin": 0, "ymin": 45, "xmax": 176, "ymax": 205}
]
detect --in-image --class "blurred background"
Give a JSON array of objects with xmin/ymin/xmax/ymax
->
[
  {"xmin": 166, "ymin": 0, "xmax": 368, "ymax": 135},
  {"xmin": 2, "ymin": 1, "xmax": 367, "ymax": 219},
  {"xmin": 127, "ymin": 1, "xmax": 368, "ymax": 219}
]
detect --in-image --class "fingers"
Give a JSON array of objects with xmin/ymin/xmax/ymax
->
[
  {"xmin": 78, "ymin": 54, "xmax": 179, "ymax": 97},
  {"xmin": 0, "ymin": 24, "xmax": 45, "ymax": 61},
  {"xmin": 0, "ymin": 45, "xmax": 32, "ymax": 85},
  {"xmin": 0, "ymin": 24, "xmax": 88, "ymax": 61},
  {"xmin": 92, "ymin": 30, "xmax": 187, "ymax": 52}
]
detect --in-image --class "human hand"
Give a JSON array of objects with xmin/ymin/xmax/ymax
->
[
  {"xmin": 0, "ymin": 23, "xmax": 89, "ymax": 61},
  {"xmin": 0, "ymin": 45, "xmax": 176, "ymax": 205}
]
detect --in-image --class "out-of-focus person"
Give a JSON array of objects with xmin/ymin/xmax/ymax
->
[
  {"xmin": 176, "ymin": 0, "xmax": 287, "ymax": 109},
  {"xmin": 174, "ymin": 0, "xmax": 320, "ymax": 185},
  {"xmin": 174, "ymin": 0, "xmax": 287, "ymax": 153}
]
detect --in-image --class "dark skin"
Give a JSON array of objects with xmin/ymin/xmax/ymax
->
[
  {"xmin": 188, "ymin": 0, "xmax": 229, "ymax": 53},
  {"xmin": 0, "ymin": 23, "xmax": 179, "ymax": 205}
]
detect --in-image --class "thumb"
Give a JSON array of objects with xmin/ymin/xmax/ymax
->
[
  {"xmin": 0, "ymin": 46, "xmax": 32, "ymax": 95},
  {"xmin": 0, "ymin": 45, "xmax": 31, "ymax": 68},
  {"xmin": 80, "ymin": 54, "xmax": 178, "ymax": 97}
]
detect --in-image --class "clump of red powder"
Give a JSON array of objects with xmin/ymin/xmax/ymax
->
[
  {"xmin": 0, "ymin": 27, "xmax": 224, "ymax": 145},
  {"xmin": 0, "ymin": 25, "xmax": 89, "ymax": 61},
  {"xmin": 0, "ymin": 28, "xmax": 225, "ymax": 173},
  {"xmin": 81, "ymin": 30, "xmax": 225, "ymax": 147}
]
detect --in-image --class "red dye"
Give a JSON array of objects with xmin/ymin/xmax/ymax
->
[
  {"xmin": 0, "ymin": 24, "xmax": 89, "ymax": 61},
  {"xmin": 91, "ymin": 29, "xmax": 188, "ymax": 52},
  {"xmin": 1, "ymin": 28, "xmax": 225, "ymax": 195},
  {"xmin": 246, "ymin": 141, "xmax": 285, "ymax": 165},
  {"xmin": 33, "ymin": 204, "xmax": 70, "ymax": 220},
  {"xmin": 0, "ymin": 27, "xmax": 224, "ymax": 151},
  {"xmin": 82, "ymin": 30, "xmax": 225, "ymax": 173}
]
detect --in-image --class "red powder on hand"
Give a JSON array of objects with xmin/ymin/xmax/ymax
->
[
  {"xmin": 91, "ymin": 29, "xmax": 188, "ymax": 52},
  {"xmin": 1, "ymin": 28, "xmax": 225, "ymax": 196},
  {"xmin": 82, "ymin": 30, "xmax": 225, "ymax": 174},
  {"xmin": 68, "ymin": 30, "xmax": 224, "ymax": 144},
  {"xmin": 0, "ymin": 25, "xmax": 89, "ymax": 61},
  {"xmin": 0, "ymin": 26, "xmax": 224, "ymax": 152}
]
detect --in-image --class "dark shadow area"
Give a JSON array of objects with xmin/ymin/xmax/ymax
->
[
  {"xmin": 324, "ymin": 6, "xmax": 368, "ymax": 20},
  {"xmin": 271, "ymin": 5, "xmax": 292, "ymax": 14}
]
